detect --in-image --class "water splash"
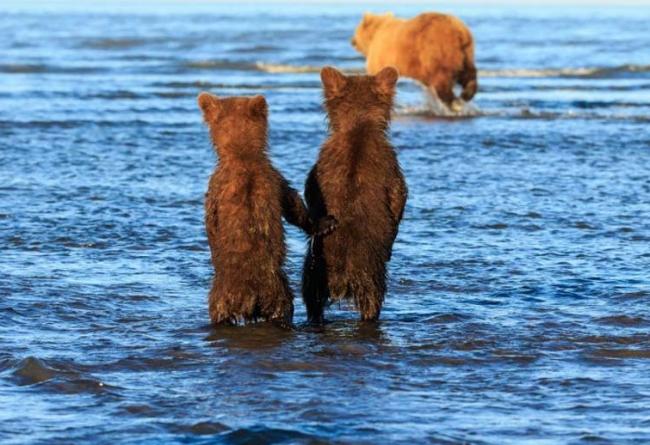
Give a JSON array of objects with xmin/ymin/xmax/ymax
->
[
  {"xmin": 480, "ymin": 64, "xmax": 650, "ymax": 79},
  {"xmin": 255, "ymin": 62, "xmax": 364, "ymax": 74},
  {"xmin": 396, "ymin": 87, "xmax": 481, "ymax": 118}
]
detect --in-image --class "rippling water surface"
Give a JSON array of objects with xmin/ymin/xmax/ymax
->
[{"xmin": 1, "ymin": 2, "xmax": 650, "ymax": 443}]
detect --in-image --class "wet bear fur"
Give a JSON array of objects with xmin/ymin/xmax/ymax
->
[
  {"xmin": 302, "ymin": 66, "xmax": 408, "ymax": 323},
  {"xmin": 199, "ymin": 93, "xmax": 332, "ymax": 326}
]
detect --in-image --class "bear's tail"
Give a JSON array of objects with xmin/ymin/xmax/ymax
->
[{"xmin": 459, "ymin": 40, "xmax": 478, "ymax": 102}]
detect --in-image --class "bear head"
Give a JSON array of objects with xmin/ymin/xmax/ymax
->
[
  {"xmin": 320, "ymin": 65, "xmax": 399, "ymax": 131},
  {"xmin": 351, "ymin": 12, "xmax": 395, "ymax": 55},
  {"xmin": 198, "ymin": 93, "xmax": 268, "ymax": 157}
]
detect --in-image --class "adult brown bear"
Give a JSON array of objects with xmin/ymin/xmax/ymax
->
[
  {"xmin": 351, "ymin": 12, "xmax": 477, "ymax": 110},
  {"xmin": 198, "ymin": 93, "xmax": 335, "ymax": 326},
  {"xmin": 302, "ymin": 66, "xmax": 408, "ymax": 323}
]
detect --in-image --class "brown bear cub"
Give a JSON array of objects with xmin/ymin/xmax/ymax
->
[
  {"xmin": 302, "ymin": 66, "xmax": 408, "ymax": 323},
  {"xmin": 198, "ymin": 93, "xmax": 336, "ymax": 326}
]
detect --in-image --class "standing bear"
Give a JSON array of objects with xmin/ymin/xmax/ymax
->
[
  {"xmin": 198, "ymin": 93, "xmax": 335, "ymax": 326},
  {"xmin": 302, "ymin": 66, "xmax": 408, "ymax": 323},
  {"xmin": 351, "ymin": 12, "xmax": 477, "ymax": 110}
]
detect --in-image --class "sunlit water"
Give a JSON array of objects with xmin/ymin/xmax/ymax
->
[{"xmin": 1, "ymin": 2, "xmax": 649, "ymax": 444}]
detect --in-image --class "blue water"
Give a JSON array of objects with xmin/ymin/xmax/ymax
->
[{"xmin": 1, "ymin": 2, "xmax": 650, "ymax": 444}]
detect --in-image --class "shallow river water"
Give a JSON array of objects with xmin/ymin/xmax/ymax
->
[{"xmin": 1, "ymin": 2, "xmax": 649, "ymax": 444}]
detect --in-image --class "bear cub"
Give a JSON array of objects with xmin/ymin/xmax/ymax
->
[
  {"xmin": 302, "ymin": 66, "xmax": 408, "ymax": 323},
  {"xmin": 198, "ymin": 93, "xmax": 335, "ymax": 326}
]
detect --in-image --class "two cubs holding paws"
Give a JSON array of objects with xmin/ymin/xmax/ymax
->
[{"xmin": 199, "ymin": 66, "xmax": 407, "ymax": 326}]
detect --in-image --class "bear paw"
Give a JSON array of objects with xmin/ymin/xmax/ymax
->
[{"xmin": 312, "ymin": 215, "xmax": 338, "ymax": 236}]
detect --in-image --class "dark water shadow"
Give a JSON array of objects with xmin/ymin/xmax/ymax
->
[
  {"xmin": 202, "ymin": 317, "xmax": 393, "ymax": 359},
  {"xmin": 315, "ymin": 319, "xmax": 388, "ymax": 344},
  {"xmin": 6, "ymin": 356, "xmax": 122, "ymax": 398},
  {"xmin": 204, "ymin": 322, "xmax": 296, "ymax": 351}
]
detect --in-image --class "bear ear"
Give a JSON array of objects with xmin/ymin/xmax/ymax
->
[
  {"xmin": 375, "ymin": 66, "xmax": 399, "ymax": 94},
  {"xmin": 362, "ymin": 12, "xmax": 376, "ymax": 23},
  {"xmin": 198, "ymin": 92, "xmax": 221, "ymax": 118},
  {"xmin": 249, "ymin": 95, "xmax": 268, "ymax": 117},
  {"xmin": 321, "ymin": 66, "xmax": 347, "ymax": 99}
]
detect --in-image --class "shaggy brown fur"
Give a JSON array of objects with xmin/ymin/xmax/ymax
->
[
  {"xmin": 198, "ymin": 93, "xmax": 335, "ymax": 326},
  {"xmin": 302, "ymin": 66, "xmax": 408, "ymax": 323},
  {"xmin": 351, "ymin": 12, "xmax": 477, "ymax": 109}
]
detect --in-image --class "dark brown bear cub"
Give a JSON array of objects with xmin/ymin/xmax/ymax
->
[
  {"xmin": 199, "ymin": 93, "xmax": 334, "ymax": 326},
  {"xmin": 302, "ymin": 66, "xmax": 408, "ymax": 323}
]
